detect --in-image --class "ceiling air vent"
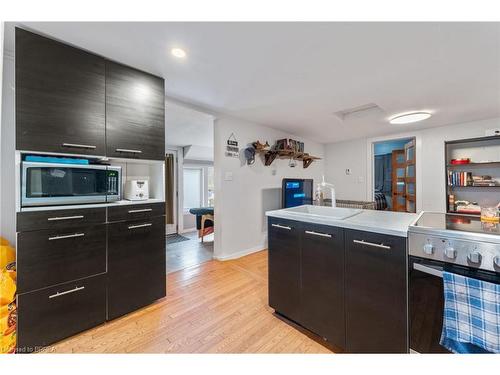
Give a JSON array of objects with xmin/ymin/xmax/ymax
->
[{"xmin": 335, "ymin": 103, "xmax": 383, "ymax": 121}]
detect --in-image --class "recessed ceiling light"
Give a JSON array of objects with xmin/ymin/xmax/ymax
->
[
  {"xmin": 389, "ymin": 111, "xmax": 431, "ymax": 124},
  {"xmin": 171, "ymin": 48, "xmax": 186, "ymax": 58}
]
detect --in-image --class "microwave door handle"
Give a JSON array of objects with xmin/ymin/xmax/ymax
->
[{"xmin": 413, "ymin": 263, "xmax": 443, "ymax": 278}]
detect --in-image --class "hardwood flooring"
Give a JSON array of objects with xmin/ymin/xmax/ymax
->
[
  {"xmin": 47, "ymin": 250, "xmax": 333, "ymax": 353},
  {"xmin": 166, "ymin": 231, "xmax": 214, "ymax": 274}
]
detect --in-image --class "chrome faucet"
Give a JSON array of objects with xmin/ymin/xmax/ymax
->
[{"xmin": 315, "ymin": 176, "xmax": 336, "ymax": 207}]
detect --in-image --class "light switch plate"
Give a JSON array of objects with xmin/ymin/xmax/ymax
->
[
  {"xmin": 345, "ymin": 168, "xmax": 351, "ymax": 175},
  {"xmin": 224, "ymin": 171, "xmax": 233, "ymax": 181}
]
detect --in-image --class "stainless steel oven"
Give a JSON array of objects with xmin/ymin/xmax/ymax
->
[
  {"xmin": 409, "ymin": 212, "xmax": 500, "ymax": 353},
  {"xmin": 21, "ymin": 161, "xmax": 121, "ymax": 207}
]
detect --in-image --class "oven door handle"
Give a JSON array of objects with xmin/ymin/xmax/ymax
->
[{"xmin": 413, "ymin": 263, "xmax": 443, "ymax": 278}]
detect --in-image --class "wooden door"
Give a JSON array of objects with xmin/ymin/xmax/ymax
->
[
  {"xmin": 404, "ymin": 139, "xmax": 416, "ymax": 213},
  {"xmin": 391, "ymin": 150, "xmax": 406, "ymax": 211}
]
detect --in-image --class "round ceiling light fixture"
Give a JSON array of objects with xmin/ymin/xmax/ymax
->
[
  {"xmin": 389, "ymin": 111, "xmax": 432, "ymax": 124},
  {"xmin": 171, "ymin": 48, "xmax": 187, "ymax": 58}
]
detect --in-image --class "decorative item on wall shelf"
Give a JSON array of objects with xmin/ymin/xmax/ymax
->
[
  {"xmin": 253, "ymin": 138, "xmax": 320, "ymax": 169},
  {"xmin": 225, "ymin": 133, "xmax": 239, "ymax": 158}
]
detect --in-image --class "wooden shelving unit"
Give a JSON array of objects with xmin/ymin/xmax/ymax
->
[
  {"xmin": 445, "ymin": 135, "xmax": 500, "ymax": 215},
  {"xmin": 256, "ymin": 149, "xmax": 321, "ymax": 169}
]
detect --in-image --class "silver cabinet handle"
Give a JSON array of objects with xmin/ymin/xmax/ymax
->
[
  {"xmin": 49, "ymin": 286, "xmax": 85, "ymax": 299},
  {"xmin": 47, "ymin": 215, "xmax": 84, "ymax": 221},
  {"xmin": 271, "ymin": 223, "xmax": 291, "ymax": 230},
  {"xmin": 128, "ymin": 223, "xmax": 153, "ymax": 230},
  {"xmin": 353, "ymin": 239, "xmax": 391, "ymax": 250},
  {"xmin": 48, "ymin": 233, "xmax": 85, "ymax": 241},
  {"xmin": 413, "ymin": 263, "xmax": 443, "ymax": 278},
  {"xmin": 116, "ymin": 148, "xmax": 142, "ymax": 154},
  {"xmin": 305, "ymin": 230, "xmax": 332, "ymax": 238},
  {"xmin": 62, "ymin": 143, "xmax": 96, "ymax": 150},
  {"xmin": 128, "ymin": 208, "xmax": 152, "ymax": 213}
]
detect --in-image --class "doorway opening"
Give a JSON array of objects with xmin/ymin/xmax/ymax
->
[
  {"xmin": 164, "ymin": 101, "xmax": 215, "ymax": 274},
  {"xmin": 373, "ymin": 137, "xmax": 416, "ymax": 212}
]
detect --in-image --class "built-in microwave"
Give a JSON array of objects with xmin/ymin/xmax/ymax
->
[{"xmin": 21, "ymin": 161, "xmax": 121, "ymax": 207}]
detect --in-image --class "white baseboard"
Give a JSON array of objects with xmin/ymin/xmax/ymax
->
[
  {"xmin": 214, "ymin": 243, "xmax": 266, "ymax": 261},
  {"xmin": 180, "ymin": 227, "xmax": 197, "ymax": 234}
]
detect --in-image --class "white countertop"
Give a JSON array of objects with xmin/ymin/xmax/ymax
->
[
  {"xmin": 19, "ymin": 198, "xmax": 165, "ymax": 212},
  {"xmin": 266, "ymin": 205, "xmax": 419, "ymax": 237}
]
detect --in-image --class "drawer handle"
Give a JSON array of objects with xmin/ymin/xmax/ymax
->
[
  {"xmin": 305, "ymin": 230, "xmax": 332, "ymax": 238},
  {"xmin": 47, "ymin": 215, "xmax": 84, "ymax": 221},
  {"xmin": 128, "ymin": 208, "xmax": 152, "ymax": 213},
  {"xmin": 271, "ymin": 223, "xmax": 291, "ymax": 230},
  {"xmin": 128, "ymin": 223, "xmax": 153, "ymax": 230},
  {"xmin": 62, "ymin": 143, "xmax": 97, "ymax": 150},
  {"xmin": 116, "ymin": 148, "xmax": 142, "ymax": 154},
  {"xmin": 48, "ymin": 233, "xmax": 85, "ymax": 241},
  {"xmin": 353, "ymin": 239, "xmax": 391, "ymax": 250},
  {"xmin": 49, "ymin": 286, "xmax": 85, "ymax": 299}
]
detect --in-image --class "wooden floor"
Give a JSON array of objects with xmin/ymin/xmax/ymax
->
[
  {"xmin": 166, "ymin": 231, "xmax": 214, "ymax": 274},
  {"xmin": 48, "ymin": 250, "xmax": 333, "ymax": 353}
]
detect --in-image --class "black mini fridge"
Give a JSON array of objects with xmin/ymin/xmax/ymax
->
[{"xmin": 282, "ymin": 178, "xmax": 313, "ymax": 208}]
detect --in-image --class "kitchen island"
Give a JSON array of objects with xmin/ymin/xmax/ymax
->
[{"xmin": 265, "ymin": 205, "xmax": 419, "ymax": 353}]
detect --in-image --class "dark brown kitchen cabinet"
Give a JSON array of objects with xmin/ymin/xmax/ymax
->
[
  {"xmin": 105, "ymin": 61, "xmax": 165, "ymax": 160},
  {"xmin": 301, "ymin": 223, "xmax": 345, "ymax": 349},
  {"xmin": 17, "ymin": 274, "xmax": 106, "ymax": 353},
  {"xmin": 16, "ymin": 224, "xmax": 106, "ymax": 294},
  {"xmin": 15, "ymin": 28, "xmax": 106, "ymax": 156},
  {"xmin": 345, "ymin": 229, "xmax": 408, "ymax": 353},
  {"xmin": 268, "ymin": 218, "xmax": 302, "ymax": 323},
  {"xmin": 107, "ymin": 215, "xmax": 166, "ymax": 320}
]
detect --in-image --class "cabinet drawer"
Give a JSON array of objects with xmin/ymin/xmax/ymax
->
[
  {"xmin": 17, "ymin": 224, "xmax": 106, "ymax": 294},
  {"xmin": 17, "ymin": 208, "xmax": 106, "ymax": 232},
  {"xmin": 17, "ymin": 274, "xmax": 106, "ymax": 353},
  {"xmin": 107, "ymin": 216, "xmax": 166, "ymax": 319},
  {"xmin": 107, "ymin": 202, "xmax": 165, "ymax": 223}
]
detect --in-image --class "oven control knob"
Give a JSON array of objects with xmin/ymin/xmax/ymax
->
[
  {"xmin": 444, "ymin": 246, "xmax": 457, "ymax": 259},
  {"xmin": 423, "ymin": 243, "xmax": 434, "ymax": 255},
  {"xmin": 494, "ymin": 256, "xmax": 500, "ymax": 268},
  {"xmin": 468, "ymin": 251, "xmax": 482, "ymax": 264}
]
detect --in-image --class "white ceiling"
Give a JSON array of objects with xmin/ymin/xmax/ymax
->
[
  {"xmin": 165, "ymin": 100, "xmax": 213, "ymax": 148},
  {"xmin": 4, "ymin": 22, "xmax": 500, "ymax": 144}
]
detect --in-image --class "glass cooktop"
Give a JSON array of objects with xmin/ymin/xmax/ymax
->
[{"xmin": 414, "ymin": 212, "xmax": 500, "ymax": 236}]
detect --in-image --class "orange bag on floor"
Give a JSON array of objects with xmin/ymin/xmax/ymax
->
[
  {"xmin": 0, "ymin": 270, "xmax": 16, "ymax": 306},
  {"xmin": 0, "ymin": 244, "xmax": 15, "ymax": 271}
]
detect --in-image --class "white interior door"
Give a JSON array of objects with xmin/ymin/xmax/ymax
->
[{"xmin": 166, "ymin": 149, "xmax": 178, "ymax": 235}]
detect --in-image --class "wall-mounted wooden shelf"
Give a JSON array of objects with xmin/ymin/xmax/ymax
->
[{"xmin": 256, "ymin": 149, "xmax": 321, "ymax": 169}]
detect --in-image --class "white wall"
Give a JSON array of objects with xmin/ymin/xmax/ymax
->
[
  {"xmin": 324, "ymin": 117, "xmax": 500, "ymax": 213},
  {"xmin": 214, "ymin": 115, "xmax": 325, "ymax": 260}
]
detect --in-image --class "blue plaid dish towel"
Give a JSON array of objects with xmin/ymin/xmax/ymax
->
[{"xmin": 440, "ymin": 271, "xmax": 500, "ymax": 353}]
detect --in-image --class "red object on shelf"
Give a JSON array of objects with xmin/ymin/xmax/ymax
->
[{"xmin": 450, "ymin": 158, "xmax": 471, "ymax": 165}]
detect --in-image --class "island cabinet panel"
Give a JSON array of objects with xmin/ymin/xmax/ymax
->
[
  {"xmin": 300, "ymin": 223, "xmax": 345, "ymax": 349},
  {"xmin": 268, "ymin": 218, "xmax": 302, "ymax": 323},
  {"xmin": 107, "ymin": 215, "xmax": 166, "ymax": 320},
  {"xmin": 345, "ymin": 229, "xmax": 408, "ymax": 353},
  {"xmin": 15, "ymin": 28, "xmax": 105, "ymax": 155},
  {"xmin": 105, "ymin": 61, "xmax": 165, "ymax": 161}
]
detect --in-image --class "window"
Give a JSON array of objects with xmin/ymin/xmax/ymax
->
[
  {"xmin": 207, "ymin": 167, "xmax": 214, "ymax": 207},
  {"xmin": 183, "ymin": 168, "xmax": 203, "ymax": 210}
]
